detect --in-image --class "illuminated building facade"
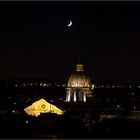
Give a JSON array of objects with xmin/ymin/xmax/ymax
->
[
  {"xmin": 24, "ymin": 98, "xmax": 63, "ymax": 117},
  {"xmin": 66, "ymin": 63, "xmax": 93, "ymax": 103}
]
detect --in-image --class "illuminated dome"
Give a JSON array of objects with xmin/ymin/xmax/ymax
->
[
  {"xmin": 66, "ymin": 63, "xmax": 93, "ymax": 103},
  {"xmin": 67, "ymin": 64, "xmax": 91, "ymax": 88}
]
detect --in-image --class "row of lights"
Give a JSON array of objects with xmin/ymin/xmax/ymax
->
[
  {"xmin": 14, "ymin": 83, "xmax": 140, "ymax": 89},
  {"xmin": 54, "ymin": 83, "xmax": 66, "ymax": 87},
  {"xmin": 15, "ymin": 83, "xmax": 66, "ymax": 88},
  {"xmin": 96, "ymin": 85, "xmax": 140, "ymax": 89},
  {"xmin": 96, "ymin": 85, "xmax": 133, "ymax": 88},
  {"xmin": 14, "ymin": 83, "xmax": 51, "ymax": 87}
]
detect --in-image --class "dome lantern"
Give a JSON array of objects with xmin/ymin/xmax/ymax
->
[{"xmin": 76, "ymin": 64, "xmax": 84, "ymax": 72}]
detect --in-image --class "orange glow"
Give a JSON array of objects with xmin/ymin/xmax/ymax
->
[{"xmin": 24, "ymin": 98, "xmax": 63, "ymax": 117}]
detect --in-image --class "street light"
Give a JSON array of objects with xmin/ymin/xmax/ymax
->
[
  {"xmin": 134, "ymin": 105, "xmax": 136, "ymax": 111},
  {"xmin": 116, "ymin": 104, "xmax": 120, "ymax": 119}
]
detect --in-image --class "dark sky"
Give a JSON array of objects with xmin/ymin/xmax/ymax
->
[{"xmin": 0, "ymin": 2, "xmax": 140, "ymax": 81}]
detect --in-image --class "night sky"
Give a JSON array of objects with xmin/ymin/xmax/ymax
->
[{"xmin": 0, "ymin": 2, "xmax": 140, "ymax": 81}]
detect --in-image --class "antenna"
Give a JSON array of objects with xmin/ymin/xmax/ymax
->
[{"xmin": 78, "ymin": 58, "xmax": 81, "ymax": 64}]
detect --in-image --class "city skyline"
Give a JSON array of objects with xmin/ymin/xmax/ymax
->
[{"xmin": 0, "ymin": 2, "xmax": 139, "ymax": 81}]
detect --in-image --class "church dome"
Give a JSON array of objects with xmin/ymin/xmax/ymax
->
[{"xmin": 67, "ymin": 64, "xmax": 91, "ymax": 88}]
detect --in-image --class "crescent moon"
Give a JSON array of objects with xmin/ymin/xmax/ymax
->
[{"xmin": 67, "ymin": 20, "xmax": 72, "ymax": 27}]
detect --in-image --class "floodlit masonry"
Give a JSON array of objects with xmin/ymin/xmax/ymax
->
[
  {"xmin": 24, "ymin": 98, "xmax": 63, "ymax": 117},
  {"xmin": 66, "ymin": 63, "xmax": 93, "ymax": 103}
]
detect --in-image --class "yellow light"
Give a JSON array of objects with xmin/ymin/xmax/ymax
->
[
  {"xmin": 43, "ymin": 83, "xmax": 46, "ymax": 86},
  {"xmin": 24, "ymin": 98, "xmax": 63, "ymax": 117}
]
